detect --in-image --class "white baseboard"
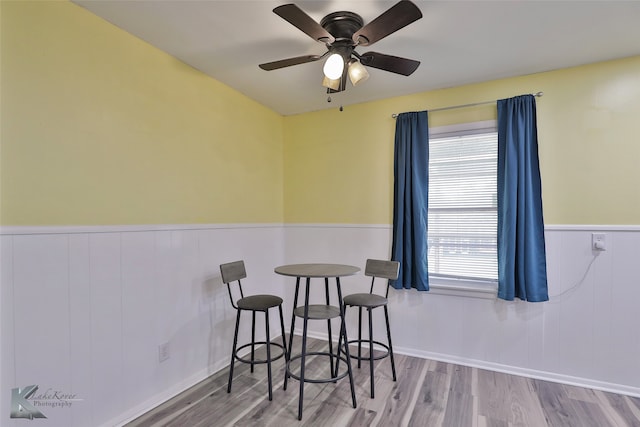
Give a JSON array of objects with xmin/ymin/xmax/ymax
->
[
  {"xmin": 395, "ymin": 345, "xmax": 640, "ymax": 399},
  {"xmin": 298, "ymin": 330, "xmax": 640, "ymax": 399},
  {"xmin": 102, "ymin": 359, "xmax": 229, "ymax": 427},
  {"xmin": 101, "ymin": 317, "xmax": 640, "ymax": 427}
]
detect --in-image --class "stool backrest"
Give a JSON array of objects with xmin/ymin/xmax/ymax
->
[
  {"xmin": 364, "ymin": 259, "xmax": 400, "ymax": 298},
  {"xmin": 220, "ymin": 260, "xmax": 247, "ymax": 309}
]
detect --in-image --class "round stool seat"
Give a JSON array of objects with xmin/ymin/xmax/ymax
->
[
  {"xmin": 343, "ymin": 293, "xmax": 387, "ymax": 308},
  {"xmin": 237, "ymin": 294, "xmax": 283, "ymax": 310}
]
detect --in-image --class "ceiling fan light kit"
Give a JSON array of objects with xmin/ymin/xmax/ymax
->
[{"xmin": 259, "ymin": 0, "xmax": 422, "ymax": 94}]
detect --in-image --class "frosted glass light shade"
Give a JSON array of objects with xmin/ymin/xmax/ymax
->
[
  {"xmin": 348, "ymin": 59, "xmax": 369, "ymax": 86},
  {"xmin": 323, "ymin": 53, "xmax": 344, "ymax": 80},
  {"xmin": 322, "ymin": 76, "xmax": 341, "ymax": 90}
]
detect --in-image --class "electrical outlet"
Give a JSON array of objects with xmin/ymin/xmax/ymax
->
[
  {"xmin": 159, "ymin": 342, "xmax": 170, "ymax": 363},
  {"xmin": 592, "ymin": 233, "xmax": 606, "ymax": 251}
]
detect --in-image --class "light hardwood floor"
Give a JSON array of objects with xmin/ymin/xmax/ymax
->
[{"xmin": 126, "ymin": 337, "xmax": 640, "ymax": 426}]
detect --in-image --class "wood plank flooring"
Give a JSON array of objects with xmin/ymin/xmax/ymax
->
[{"xmin": 125, "ymin": 337, "xmax": 640, "ymax": 427}]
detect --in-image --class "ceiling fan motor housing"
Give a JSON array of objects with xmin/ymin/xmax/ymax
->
[
  {"xmin": 320, "ymin": 12, "xmax": 364, "ymax": 69},
  {"xmin": 320, "ymin": 11, "xmax": 363, "ymax": 42}
]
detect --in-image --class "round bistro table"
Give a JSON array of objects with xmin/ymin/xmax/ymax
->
[{"xmin": 274, "ymin": 263, "xmax": 360, "ymax": 421}]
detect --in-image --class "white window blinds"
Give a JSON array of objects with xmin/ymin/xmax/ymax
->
[{"xmin": 427, "ymin": 127, "xmax": 498, "ymax": 282}]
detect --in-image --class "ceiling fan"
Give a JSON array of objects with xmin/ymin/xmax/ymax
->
[{"xmin": 259, "ymin": 1, "xmax": 423, "ymax": 93}]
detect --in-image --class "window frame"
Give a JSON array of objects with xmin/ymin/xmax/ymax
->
[{"xmin": 427, "ymin": 120, "xmax": 498, "ymax": 299}]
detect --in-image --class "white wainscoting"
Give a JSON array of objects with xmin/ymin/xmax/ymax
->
[
  {"xmin": 284, "ymin": 224, "xmax": 640, "ymax": 398},
  {"xmin": 1, "ymin": 224, "xmax": 639, "ymax": 427},
  {"xmin": 0, "ymin": 225, "xmax": 286, "ymax": 427}
]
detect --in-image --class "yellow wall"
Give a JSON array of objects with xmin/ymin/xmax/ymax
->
[
  {"xmin": 3, "ymin": 2, "xmax": 639, "ymax": 227},
  {"xmin": 284, "ymin": 56, "xmax": 640, "ymax": 225},
  {"xmin": 1, "ymin": 1, "xmax": 284, "ymax": 225}
]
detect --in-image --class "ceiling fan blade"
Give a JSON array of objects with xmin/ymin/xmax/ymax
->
[
  {"xmin": 259, "ymin": 54, "xmax": 324, "ymax": 71},
  {"xmin": 353, "ymin": 1, "xmax": 422, "ymax": 46},
  {"xmin": 359, "ymin": 51, "xmax": 420, "ymax": 76},
  {"xmin": 274, "ymin": 4, "xmax": 335, "ymax": 43}
]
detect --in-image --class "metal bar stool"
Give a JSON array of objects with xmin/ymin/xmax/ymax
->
[
  {"xmin": 341, "ymin": 259, "xmax": 400, "ymax": 398},
  {"xmin": 220, "ymin": 260, "xmax": 287, "ymax": 401}
]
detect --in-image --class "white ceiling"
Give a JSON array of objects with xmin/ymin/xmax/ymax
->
[{"xmin": 73, "ymin": 0, "xmax": 640, "ymax": 116}]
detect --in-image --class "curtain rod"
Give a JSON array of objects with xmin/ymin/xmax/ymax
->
[{"xmin": 391, "ymin": 92, "xmax": 543, "ymax": 118}]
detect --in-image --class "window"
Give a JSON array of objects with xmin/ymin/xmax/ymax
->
[{"xmin": 428, "ymin": 121, "xmax": 498, "ymax": 287}]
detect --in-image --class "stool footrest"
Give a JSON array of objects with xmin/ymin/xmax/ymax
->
[
  {"xmin": 344, "ymin": 339, "xmax": 391, "ymax": 362},
  {"xmin": 234, "ymin": 341, "xmax": 286, "ymax": 365}
]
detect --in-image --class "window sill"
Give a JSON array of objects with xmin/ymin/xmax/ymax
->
[{"xmin": 428, "ymin": 279, "xmax": 498, "ymax": 300}]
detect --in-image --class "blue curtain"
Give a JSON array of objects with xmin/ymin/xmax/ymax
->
[
  {"xmin": 497, "ymin": 95, "xmax": 548, "ymax": 302},
  {"xmin": 390, "ymin": 111, "xmax": 429, "ymax": 291}
]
